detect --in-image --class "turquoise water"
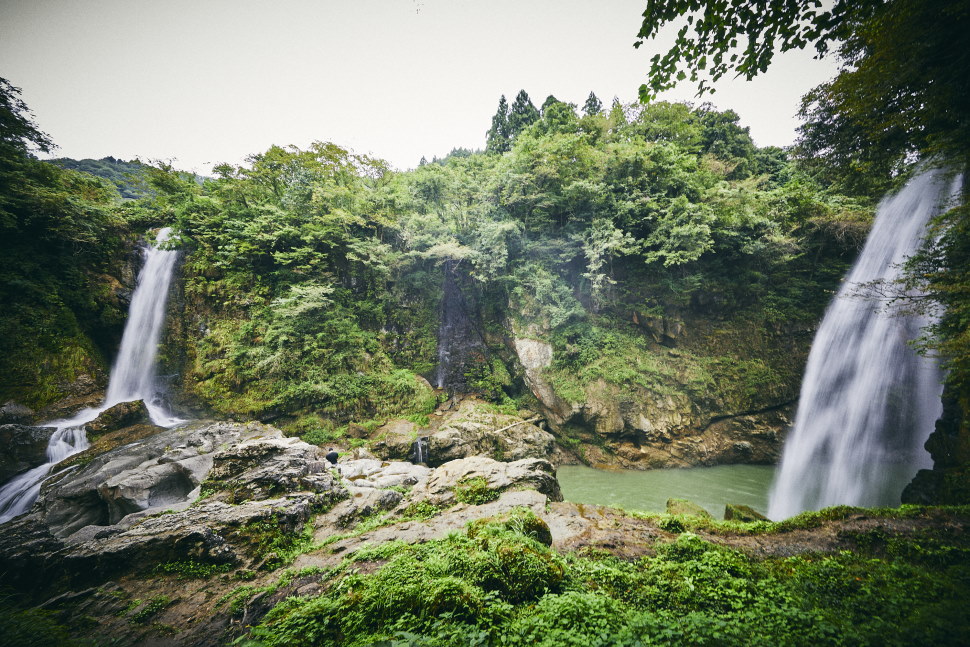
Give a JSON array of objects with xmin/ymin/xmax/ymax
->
[{"xmin": 556, "ymin": 464, "xmax": 778, "ymax": 519}]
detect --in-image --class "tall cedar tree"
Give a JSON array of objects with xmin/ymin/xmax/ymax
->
[
  {"xmin": 583, "ymin": 92, "xmax": 603, "ymax": 116},
  {"xmin": 485, "ymin": 95, "xmax": 511, "ymax": 154},
  {"xmin": 508, "ymin": 90, "xmax": 540, "ymax": 137}
]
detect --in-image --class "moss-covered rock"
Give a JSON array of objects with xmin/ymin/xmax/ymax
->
[
  {"xmin": 724, "ymin": 503, "xmax": 769, "ymax": 522},
  {"xmin": 666, "ymin": 498, "xmax": 712, "ymax": 518}
]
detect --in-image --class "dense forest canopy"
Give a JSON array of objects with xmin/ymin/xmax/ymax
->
[{"xmin": 637, "ymin": 0, "xmax": 970, "ymax": 445}]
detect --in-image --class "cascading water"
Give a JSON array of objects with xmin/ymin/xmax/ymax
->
[
  {"xmin": 768, "ymin": 167, "xmax": 963, "ymax": 520},
  {"xmin": 434, "ymin": 261, "xmax": 482, "ymax": 392},
  {"xmin": 0, "ymin": 228, "xmax": 184, "ymax": 523}
]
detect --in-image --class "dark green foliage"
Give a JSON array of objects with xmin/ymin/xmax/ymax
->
[
  {"xmin": 0, "ymin": 589, "xmax": 83, "ymax": 647},
  {"xmin": 485, "ymin": 95, "xmax": 511, "ymax": 154},
  {"xmin": 507, "ymin": 90, "xmax": 540, "ymax": 137},
  {"xmin": 452, "ymin": 476, "xmax": 499, "ymax": 506},
  {"xmin": 48, "ymin": 156, "xmax": 151, "ymax": 200},
  {"xmin": 582, "ymin": 92, "xmax": 602, "ymax": 117},
  {"xmin": 238, "ymin": 508, "xmax": 970, "ymax": 647},
  {"xmin": 0, "ymin": 79, "xmax": 130, "ymax": 408},
  {"xmin": 154, "ymin": 559, "xmax": 234, "ymax": 579}
]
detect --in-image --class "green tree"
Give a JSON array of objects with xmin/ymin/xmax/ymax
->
[
  {"xmin": 635, "ymin": 0, "xmax": 883, "ymax": 98},
  {"xmin": 582, "ymin": 92, "xmax": 603, "ymax": 116},
  {"xmin": 541, "ymin": 94, "xmax": 563, "ymax": 115},
  {"xmin": 508, "ymin": 90, "xmax": 540, "ymax": 137},
  {"xmin": 485, "ymin": 95, "xmax": 512, "ymax": 154}
]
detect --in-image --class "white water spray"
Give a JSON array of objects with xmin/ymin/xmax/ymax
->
[
  {"xmin": 0, "ymin": 228, "xmax": 184, "ymax": 523},
  {"xmin": 768, "ymin": 168, "xmax": 962, "ymax": 520}
]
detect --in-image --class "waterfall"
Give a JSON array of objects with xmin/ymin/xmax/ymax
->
[
  {"xmin": 0, "ymin": 228, "xmax": 184, "ymax": 523},
  {"xmin": 435, "ymin": 262, "xmax": 461, "ymax": 390},
  {"xmin": 435, "ymin": 261, "xmax": 483, "ymax": 392},
  {"xmin": 768, "ymin": 167, "xmax": 962, "ymax": 520},
  {"xmin": 409, "ymin": 436, "xmax": 429, "ymax": 465}
]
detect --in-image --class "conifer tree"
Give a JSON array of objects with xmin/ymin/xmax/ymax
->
[
  {"xmin": 485, "ymin": 95, "xmax": 511, "ymax": 154},
  {"xmin": 541, "ymin": 94, "xmax": 562, "ymax": 115},
  {"xmin": 508, "ymin": 90, "xmax": 540, "ymax": 137},
  {"xmin": 582, "ymin": 91, "xmax": 603, "ymax": 116}
]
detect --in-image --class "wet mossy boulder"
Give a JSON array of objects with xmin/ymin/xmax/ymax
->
[
  {"xmin": 0, "ymin": 424, "xmax": 56, "ymax": 483},
  {"xmin": 666, "ymin": 498, "xmax": 712, "ymax": 518},
  {"xmin": 86, "ymin": 400, "xmax": 150, "ymax": 436},
  {"xmin": 724, "ymin": 503, "xmax": 769, "ymax": 522}
]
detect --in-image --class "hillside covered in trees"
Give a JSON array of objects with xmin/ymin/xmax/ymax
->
[
  {"xmin": 1, "ymin": 1, "xmax": 969, "ymax": 643},
  {"xmin": 1, "ymin": 85, "xmax": 873, "ymax": 468}
]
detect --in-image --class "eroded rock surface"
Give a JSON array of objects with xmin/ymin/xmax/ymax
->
[
  {"xmin": 0, "ymin": 424, "xmax": 56, "ymax": 483},
  {"xmin": 408, "ymin": 455, "xmax": 562, "ymax": 506},
  {"xmin": 371, "ymin": 400, "xmax": 557, "ymax": 466},
  {"xmin": 0, "ymin": 420, "xmax": 348, "ymax": 590},
  {"xmin": 85, "ymin": 400, "xmax": 150, "ymax": 436}
]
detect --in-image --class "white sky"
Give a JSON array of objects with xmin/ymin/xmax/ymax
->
[{"xmin": 0, "ymin": 0, "xmax": 840, "ymax": 173}]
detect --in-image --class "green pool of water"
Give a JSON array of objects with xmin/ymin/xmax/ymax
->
[{"xmin": 556, "ymin": 464, "xmax": 777, "ymax": 518}]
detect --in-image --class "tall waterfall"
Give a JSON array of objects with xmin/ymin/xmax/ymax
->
[
  {"xmin": 0, "ymin": 228, "xmax": 183, "ymax": 523},
  {"xmin": 435, "ymin": 261, "xmax": 482, "ymax": 392},
  {"xmin": 768, "ymin": 168, "xmax": 962, "ymax": 520}
]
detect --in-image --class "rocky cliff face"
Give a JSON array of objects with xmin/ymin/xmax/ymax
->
[{"xmin": 510, "ymin": 312, "xmax": 804, "ymax": 469}]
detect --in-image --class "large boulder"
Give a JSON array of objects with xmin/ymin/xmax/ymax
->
[
  {"xmin": 339, "ymin": 458, "xmax": 430, "ymax": 490},
  {"xmin": 202, "ymin": 435, "xmax": 339, "ymax": 503},
  {"xmin": 408, "ymin": 456, "xmax": 562, "ymax": 506},
  {"xmin": 666, "ymin": 498, "xmax": 712, "ymax": 518},
  {"xmin": 424, "ymin": 400, "xmax": 555, "ymax": 466},
  {"xmin": 85, "ymin": 400, "xmax": 150, "ymax": 436},
  {"xmin": 0, "ymin": 424, "xmax": 56, "ymax": 483},
  {"xmin": 0, "ymin": 421, "xmax": 349, "ymax": 590},
  {"xmin": 0, "ymin": 401, "xmax": 35, "ymax": 425},
  {"xmin": 36, "ymin": 421, "xmax": 287, "ymax": 538},
  {"xmin": 370, "ymin": 419, "xmax": 418, "ymax": 460},
  {"xmin": 724, "ymin": 503, "xmax": 769, "ymax": 522}
]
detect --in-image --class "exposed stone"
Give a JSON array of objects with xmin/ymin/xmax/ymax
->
[
  {"xmin": 666, "ymin": 498, "xmax": 713, "ymax": 518},
  {"xmin": 0, "ymin": 401, "xmax": 35, "ymax": 425},
  {"xmin": 724, "ymin": 503, "xmax": 769, "ymax": 522},
  {"xmin": 85, "ymin": 400, "xmax": 150, "ymax": 436},
  {"xmin": 0, "ymin": 424, "xmax": 56, "ymax": 483},
  {"xmin": 513, "ymin": 337, "xmax": 575, "ymax": 426},
  {"xmin": 407, "ymin": 456, "xmax": 562, "ymax": 506},
  {"xmin": 36, "ymin": 373, "xmax": 106, "ymax": 421},
  {"xmin": 371, "ymin": 419, "xmax": 418, "ymax": 461},
  {"xmin": 0, "ymin": 420, "xmax": 349, "ymax": 591},
  {"xmin": 203, "ymin": 435, "xmax": 339, "ymax": 503},
  {"xmin": 37, "ymin": 421, "xmax": 289, "ymax": 538},
  {"xmin": 424, "ymin": 400, "xmax": 556, "ymax": 466},
  {"xmin": 339, "ymin": 458, "xmax": 430, "ymax": 490}
]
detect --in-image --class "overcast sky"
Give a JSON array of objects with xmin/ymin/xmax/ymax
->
[{"xmin": 1, "ymin": 0, "xmax": 840, "ymax": 173}]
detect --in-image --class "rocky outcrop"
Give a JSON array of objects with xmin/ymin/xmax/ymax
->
[
  {"xmin": 0, "ymin": 424, "xmax": 55, "ymax": 483},
  {"xmin": 903, "ymin": 393, "xmax": 970, "ymax": 505},
  {"xmin": 371, "ymin": 400, "xmax": 557, "ymax": 466},
  {"xmin": 85, "ymin": 400, "xmax": 150, "ymax": 436},
  {"xmin": 37, "ymin": 421, "xmax": 274, "ymax": 537},
  {"xmin": 408, "ymin": 456, "xmax": 562, "ymax": 506},
  {"xmin": 512, "ymin": 331, "xmax": 795, "ymax": 469},
  {"xmin": 36, "ymin": 372, "xmax": 106, "ymax": 421},
  {"xmin": 724, "ymin": 503, "xmax": 769, "ymax": 522},
  {"xmin": 0, "ymin": 420, "xmax": 349, "ymax": 590},
  {"xmin": 666, "ymin": 498, "xmax": 712, "ymax": 518},
  {"xmin": 0, "ymin": 401, "xmax": 35, "ymax": 425}
]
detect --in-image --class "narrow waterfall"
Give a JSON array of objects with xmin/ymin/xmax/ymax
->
[
  {"xmin": 435, "ymin": 264, "xmax": 460, "ymax": 389},
  {"xmin": 0, "ymin": 228, "xmax": 183, "ymax": 523},
  {"xmin": 434, "ymin": 261, "xmax": 482, "ymax": 392},
  {"xmin": 768, "ymin": 168, "xmax": 962, "ymax": 520}
]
